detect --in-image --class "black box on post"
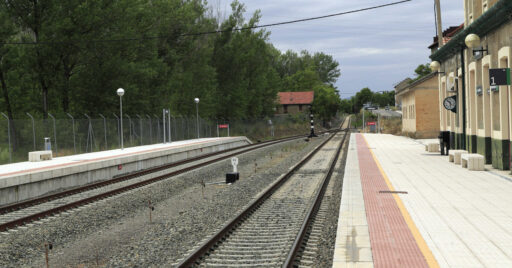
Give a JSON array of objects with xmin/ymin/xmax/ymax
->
[{"xmin": 226, "ymin": 172, "xmax": 239, "ymax": 183}]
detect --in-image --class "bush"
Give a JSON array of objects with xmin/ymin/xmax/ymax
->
[{"xmin": 0, "ymin": 147, "xmax": 10, "ymax": 164}]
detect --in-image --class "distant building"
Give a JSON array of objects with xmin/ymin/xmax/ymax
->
[
  {"xmin": 395, "ymin": 73, "xmax": 440, "ymax": 138},
  {"xmin": 394, "ymin": 78, "xmax": 413, "ymax": 109},
  {"xmin": 428, "ymin": 24, "xmax": 464, "ymax": 54},
  {"xmin": 276, "ymin": 91, "xmax": 314, "ymax": 114}
]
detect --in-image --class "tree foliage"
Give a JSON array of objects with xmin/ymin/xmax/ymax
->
[
  {"xmin": 0, "ymin": 0, "xmax": 342, "ymax": 121},
  {"xmin": 339, "ymin": 88, "xmax": 395, "ymax": 114},
  {"xmin": 413, "ymin": 63, "xmax": 432, "ymax": 80}
]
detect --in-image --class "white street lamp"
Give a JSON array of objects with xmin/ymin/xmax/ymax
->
[
  {"xmin": 465, "ymin": 33, "xmax": 488, "ymax": 57},
  {"xmin": 465, "ymin": 33, "xmax": 481, "ymax": 48},
  {"xmin": 194, "ymin": 98, "xmax": 200, "ymax": 139},
  {"xmin": 430, "ymin": 61, "xmax": 441, "ymax": 72},
  {"xmin": 117, "ymin": 88, "xmax": 125, "ymax": 149}
]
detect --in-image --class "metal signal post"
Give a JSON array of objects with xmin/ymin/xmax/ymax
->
[{"xmin": 308, "ymin": 107, "xmax": 317, "ymax": 138}]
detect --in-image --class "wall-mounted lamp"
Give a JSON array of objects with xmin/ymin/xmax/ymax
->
[
  {"xmin": 465, "ymin": 33, "xmax": 488, "ymax": 58},
  {"xmin": 430, "ymin": 61, "xmax": 445, "ymax": 74}
]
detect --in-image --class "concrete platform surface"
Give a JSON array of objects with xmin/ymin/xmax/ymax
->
[
  {"xmin": 0, "ymin": 138, "xmax": 242, "ymax": 177},
  {"xmin": 0, "ymin": 137, "xmax": 250, "ymax": 205},
  {"xmin": 333, "ymin": 133, "xmax": 512, "ymax": 268}
]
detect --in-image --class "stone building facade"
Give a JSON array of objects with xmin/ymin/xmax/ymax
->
[
  {"xmin": 430, "ymin": 0, "xmax": 512, "ymax": 169},
  {"xmin": 395, "ymin": 73, "xmax": 440, "ymax": 138}
]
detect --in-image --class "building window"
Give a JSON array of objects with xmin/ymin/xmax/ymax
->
[
  {"xmin": 299, "ymin": 104, "xmax": 303, "ymax": 111},
  {"xmin": 284, "ymin": 105, "xmax": 288, "ymax": 114},
  {"xmin": 467, "ymin": 0, "xmax": 474, "ymax": 23}
]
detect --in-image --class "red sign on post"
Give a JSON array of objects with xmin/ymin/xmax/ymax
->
[
  {"xmin": 218, "ymin": 124, "xmax": 229, "ymax": 129},
  {"xmin": 367, "ymin": 122, "xmax": 376, "ymax": 126}
]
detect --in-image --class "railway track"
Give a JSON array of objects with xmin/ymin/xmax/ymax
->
[
  {"xmin": 0, "ymin": 131, "xmax": 332, "ymax": 233},
  {"xmin": 175, "ymin": 117, "xmax": 350, "ymax": 267}
]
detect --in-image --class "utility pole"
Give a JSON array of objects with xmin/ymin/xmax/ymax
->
[
  {"xmin": 434, "ymin": 0, "xmax": 444, "ymax": 47},
  {"xmin": 362, "ymin": 110, "xmax": 365, "ymax": 133}
]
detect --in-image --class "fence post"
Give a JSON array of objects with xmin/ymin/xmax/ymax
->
[
  {"xmin": 47, "ymin": 113, "xmax": 58, "ymax": 156},
  {"xmin": 136, "ymin": 114, "xmax": 143, "ymax": 145},
  {"xmin": 125, "ymin": 114, "xmax": 132, "ymax": 145},
  {"xmin": 84, "ymin": 114, "xmax": 95, "ymax": 152},
  {"xmin": 168, "ymin": 112, "xmax": 171, "ymax": 142},
  {"xmin": 113, "ymin": 113, "xmax": 120, "ymax": 149},
  {"xmin": 146, "ymin": 115, "xmax": 152, "ymax": 144},
  {"xmin": 162, "ymin": 109, "xmax": 166, "ymax": 143},
  {"xmin": 66, "ymin": 113, "xmax": 76, "ymax": 154},
  {"xmin": 1, "ymin": 113, "xmax": 12, "ymax": 163},
  {"xmin": 26, "ymin": 112, "xmax": 36, "ymax": 150},
  {"xmin": 99, "ymin": 114, "xmax": 107, "ymax": 150},
  {"xmin": 153, "ymin": 114, "xmax": 160, "ymax": 143}
]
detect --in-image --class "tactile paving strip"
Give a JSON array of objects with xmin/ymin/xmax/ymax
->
[{"xmin": 356, "ymin": 134, "xmax": 429, "ymax": 268}]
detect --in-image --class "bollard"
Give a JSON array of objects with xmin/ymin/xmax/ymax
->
[
  {"xmin": 44, "ymin": 137, "xmax": 52, "ymax": 151},
  {"xmin": 201, "ymin": 179, "xmax": 206, "ymax": 199},
  {"xmin": 148, "ymin": 200, "xmax": 155, "ymax": 223},
  {"xmin": 44, "ymin": 242, "xmax": 52, "ymax": 268},
  {"xmin": 226, "ymin": 157, "xmax": 239, "ymax": 183}
]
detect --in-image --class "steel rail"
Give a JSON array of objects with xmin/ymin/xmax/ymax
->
[
  {"xmin": 0, "ymin": 133, "xmax": 321, "ymax": 232},
  {"xmin": 283, "ymin": 117, "xmax": 350, "ymax": 267},
  {"xmin": 175, "ymin": 118, "xmax": 348, "ymax": 267},
  {"xmin": 0, "ymin": 134, "xmax": 308, "ymax": 216}
]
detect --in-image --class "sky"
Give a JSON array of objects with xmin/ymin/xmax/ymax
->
[{"xmin": 211, "ymin": 0, "xmax": 464, "ymax": 98}]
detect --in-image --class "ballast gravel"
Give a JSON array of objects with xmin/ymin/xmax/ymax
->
[{"xmin": 0, "ymin": 135, "xmax": 328, "ymax": 267}]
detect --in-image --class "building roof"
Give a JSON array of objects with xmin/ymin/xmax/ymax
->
[
  {"xmin": 394, "ymin": 78, "xmax": 413, "ymax": 93},
  {"xmin": 278, "ymin": 91, "xmax": 314, "ymax": 105},
  {"xmin": 395, "ymin": 72, "xmax": 438, "ymax": 97},
  {"xmin": 428, "ymin": 24, "xmax": 464, "ymax": 50}
]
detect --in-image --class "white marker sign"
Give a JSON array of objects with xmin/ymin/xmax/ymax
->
[{"xmin": 231, "ymin": 157, "xmax": 239, "ymax": 173}]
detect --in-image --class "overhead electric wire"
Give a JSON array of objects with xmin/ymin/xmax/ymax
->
[{"xmin": 0, "ymin": 0, "xmax": 411, "ymax": 45}]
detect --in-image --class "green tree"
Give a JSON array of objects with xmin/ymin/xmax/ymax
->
[
  {"xmin": 414, "ymin": 63, "xmax": 432, "ymax": 79},
  {"xmin": 313, "ymin": 85, "xmax": 341, "ymax": 125},
  {"xmin": 354, "ymin": 87, "xmax": 373, "ymax": 112},
  {"xmin": 339, "ymin": 98, "xmax": 353, "ymax": 114}
]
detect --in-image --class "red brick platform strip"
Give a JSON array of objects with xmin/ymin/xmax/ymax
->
[{"xmin": 356, "ymin": 134, "xmax": 429, "ymax": 268}]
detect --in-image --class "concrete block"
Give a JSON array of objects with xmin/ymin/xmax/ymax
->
[
  {"xmin": 28, "ymin": 151, "xmax": 52, "ymax": 162},
  {"xmin": 449, "ymin": 150, "xmax": 463, "ymax": 162},
  {"xmin": 427, "ymin": 142, "xmax": 440, "ymax": 152},
  {"xmin": 451, "ymin": 150, "xmax": 468, "ymax": 164},
  {"xmin": 468, "ymin": 154, "xmax": 485, "ymax": 171},
  {"xmin": 455, "ymin": 151, "xmax": 468, "ymax": 164}
]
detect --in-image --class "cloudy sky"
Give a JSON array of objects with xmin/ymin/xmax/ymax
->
[{"xmin": 212, "ymin": 0, "xmax": 464, "ymax": 98}]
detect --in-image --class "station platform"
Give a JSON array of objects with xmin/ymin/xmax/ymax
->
[
  {"xmin": 0, "ymin": 137, "xmax": 251, "ymax": 206},
  {"xmin": 333, "ymin": 133, "xmax": 512, "ymax": 268}
]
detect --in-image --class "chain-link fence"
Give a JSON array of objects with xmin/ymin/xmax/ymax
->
[{"xmin": 0, "ymin": 113, "xmax": 338, "ymax": 165}]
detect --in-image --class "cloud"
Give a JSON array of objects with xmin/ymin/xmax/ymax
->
[{"xmin": 213, "ymin": 0, "xmax": 464, "ymax": 97}]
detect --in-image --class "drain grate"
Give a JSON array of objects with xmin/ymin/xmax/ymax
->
[{"xmin": 379, "ymin": 190, "xmax": 408, "ymax": 194}]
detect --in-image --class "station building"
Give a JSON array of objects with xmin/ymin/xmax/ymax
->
[
  {"xmin": 430, "ymin": 0, "xmax": 512, "ymax": 170},
  {"xmin": 394, "ymin": 72, "xmax": 440, "ymax": 138}
]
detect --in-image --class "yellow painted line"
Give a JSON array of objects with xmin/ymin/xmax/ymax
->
[{"xmin": 362, "ymin": 134, "xmax": 439, "ymax": 268}]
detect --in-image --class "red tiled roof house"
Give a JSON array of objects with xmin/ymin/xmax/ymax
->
[{"xmin": 276, "ymin": 91, "xmax": 314, "ymax": 114}]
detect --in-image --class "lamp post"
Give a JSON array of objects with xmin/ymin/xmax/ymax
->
[
  {"xmin": 194, "ymin": 98, "xmax": 200, "ymax": 139},
  {"xmin": 117, "ymin": 88, "xmax": 125, "ymax": 150}
]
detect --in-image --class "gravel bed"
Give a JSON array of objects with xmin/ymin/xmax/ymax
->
[
  {"xmin": 0, "ymin": 134, "xmax": 328, "ymax": 267},
  {"xmin": 314, "ymin": 131, "xmax": 351, "ymax": 267}
]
